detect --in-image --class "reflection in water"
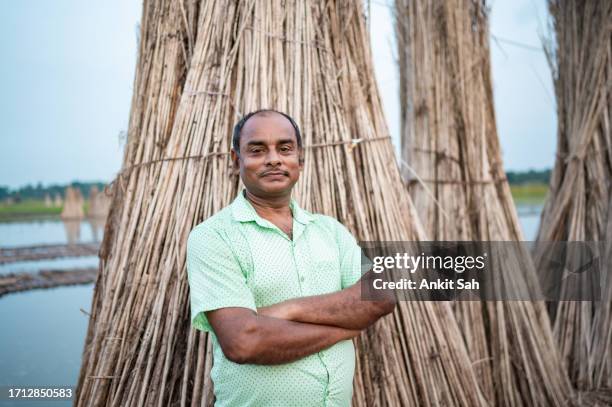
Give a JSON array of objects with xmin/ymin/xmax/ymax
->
[
  {"xmin": 62, "ymin": 220, "xmax": 81, "ymax": 245},
  {"xmin": 0, "ymin": 221, "xmax": 96, "ymax": 248},
  {"xmin": 88, "ymin": 218, "xmax": 106, "ymax": 243}
]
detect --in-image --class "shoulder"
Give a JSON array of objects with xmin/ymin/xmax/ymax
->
[
  {"xmin": 310, "ymin": 214, "xmax": 355, "ymax": 240},
  {"xmin": 311, "ymin": 213, "xmax": 342, "ymax": 229},
  {"xmin": 188, "ymin": 206, "xmax": 235, "ymax": 248}
]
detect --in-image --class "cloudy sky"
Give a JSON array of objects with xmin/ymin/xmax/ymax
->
[{"xmin": 0, "ymin": 0, "xmax": 555, "ymax": 189}]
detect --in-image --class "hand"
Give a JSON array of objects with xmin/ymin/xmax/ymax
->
[{"xmin": 344, "ymin": 329, "xmax": 362, "ymax": 340}]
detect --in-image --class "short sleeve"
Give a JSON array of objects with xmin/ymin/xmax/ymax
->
[
  {"xmin": 333, "ymin": 220, "xmax": 364, "ymax": 289},
  {"xmin": 186, "ymin": 224, "xmax": 257, "ymax": 332}
]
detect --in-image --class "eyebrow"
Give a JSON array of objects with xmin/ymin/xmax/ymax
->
[
  {"xmin": 245, "ymin": 138, "xmax": 296, "ymax": 147},
  {"xmin": 245, "ymin": 140, "xmax": 266, "ymax": 147}
]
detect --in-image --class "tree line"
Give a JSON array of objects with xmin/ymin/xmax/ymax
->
[
  {"xmin": 0, "ymin": 181, "xmax": 107, "ymax": 202},
  {"xmin": 506, "ymin": 169, "xmax": 551, "ymax": 185}
]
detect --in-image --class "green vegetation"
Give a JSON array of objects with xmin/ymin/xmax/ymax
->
[
  {"xmin": 506, "ymin": 169, "xmax": 551, "ymax": 185},
  {"xmin": 0, "ymin": 200, "xmax": 62, "ymax": 221},
  {"xmin": 510, "ymin": 183, "xmax": 548, "ymax": 205},
  {"xmin": 0, "ymin": 200, "xmax": 90, "ymax": 221},
  {"xmin": 0, "ymin": 181, "xmax": 106, "ymax": 201},
  {"xmin": 506, "ymin": 169, "xmax": 550, "ymax": 205},
  {"xmin": 0, "ymin": 181, "xmax": 102, "ymax": 221}
]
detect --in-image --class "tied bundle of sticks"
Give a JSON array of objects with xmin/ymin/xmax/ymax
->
[
  {"xmin": 76, "ymin": 1, "xmax": 488, "ymax": 406},
  {"xmin": 395, "ymin": 0, "xmax": 573, "ymax": 405},
  {"xmin": 61, "ymin": 186, "xmax": 85, "ymax": 220},
  {"xmin": 535, "ymin": 0, "xmax": 612, "ymax": 395}
]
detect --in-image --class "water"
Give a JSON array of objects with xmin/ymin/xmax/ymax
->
[
  {"xmin": 0, "ymin": 219, "xmax": 102, "ymax": 405},
  {"xmin": 0, "ymin": 256, "xmax": 99, "ymax": 276},
  {"xmin": 516, "ymin": 204, "xmax": 543, "ymax": 240},
  {"xmin": 0, "ymin": 219, "xmax": 105, "ymax": 248},
  {"xmin": 0, "ymin": 285, "xmax": 93, "ymax": 407},
  {"xmin": 0, "ymin": 207, "xmax": 542, "ymax": 403}
]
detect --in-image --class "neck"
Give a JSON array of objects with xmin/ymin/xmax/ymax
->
[{"xmin": 244, "ymin": 189, "xmax": 292, "ymax": 217}]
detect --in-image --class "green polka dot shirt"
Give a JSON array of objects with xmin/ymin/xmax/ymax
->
[{"xmin": 186, "ymin": 190, "xmax": 363, "ymax": 406}]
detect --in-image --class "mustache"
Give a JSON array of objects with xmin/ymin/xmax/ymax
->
[{"xmin": 259, "ymin": 169, "xmax": 289, "ymax": 177}]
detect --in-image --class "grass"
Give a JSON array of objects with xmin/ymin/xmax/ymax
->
[
  {"xmin": 510, "ymin": 183, "xmax": 548, "ymax": 205},
  {"xmin": 0, "ymin": 200, "xmax": 90, "ymax": 221}
]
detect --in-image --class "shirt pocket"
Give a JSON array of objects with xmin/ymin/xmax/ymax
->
[{"xmin": 307, "ymin": 238, "xmax": 342, "ymax": 293}]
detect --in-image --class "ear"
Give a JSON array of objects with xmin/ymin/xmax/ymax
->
[{"xmin": 230, "ymin": 149, "xmax": 240, "ymax": 174}]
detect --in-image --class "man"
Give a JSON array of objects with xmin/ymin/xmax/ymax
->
[{"xmin": 187, "ymin": 109, "xmax": 395, "ymax": 407}]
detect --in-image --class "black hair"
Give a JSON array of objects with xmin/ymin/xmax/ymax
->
[{"xmin": 232, "ymin": 109, "xmax": 302, "ymax": 154}]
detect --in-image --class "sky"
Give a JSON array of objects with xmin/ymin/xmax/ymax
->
[{"xmin": 0, "ymin": 0, "xmax": 556, "ymax": 189}]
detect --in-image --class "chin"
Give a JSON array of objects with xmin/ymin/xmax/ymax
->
[
  {"xmin": 259, "ymin": 179, "xmax": 297, "ymax": 195},
  {"xmin": 261, "ymin": 183, "xmax": 291, "ymax": 195}
]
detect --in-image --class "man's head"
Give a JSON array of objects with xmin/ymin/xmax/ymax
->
[{"xmin": 231, "ymin": 109, "xmax": 303, "ymax": 198}]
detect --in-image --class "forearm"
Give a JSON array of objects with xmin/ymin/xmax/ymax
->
[
  {"xmin": 233, "ymin": 314, "xmax": 358, "ymax": 365},
  {"xmin": 259, "ymin": 275, "xmax": 396, "ymax": 330}
]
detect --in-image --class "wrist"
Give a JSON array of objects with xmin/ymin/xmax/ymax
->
[
  {"xmin": 283, "ymin": 300, "xmax": 300, "ymax": 320},
  {"xmin": 342, "ymin": 329, "xmax": 361, "ymax": 340},
  {"xmin": 258, "ymin": 301, "xmax": 299, "ymax": 321}
]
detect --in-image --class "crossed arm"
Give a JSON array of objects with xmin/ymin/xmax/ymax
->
[{"xmin": 207, "ymin": 271, "xmax": 395, "ymax": 365}]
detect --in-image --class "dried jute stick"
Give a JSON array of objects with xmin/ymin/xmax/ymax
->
[
  {"xmin": 536, "ymin": 0, "xmax": 612, "ymax": 392},
  {"xmin": 395, "ymin": 0, "xmax": 574, "ymax": 405}
]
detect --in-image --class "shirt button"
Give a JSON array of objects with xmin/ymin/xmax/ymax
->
[{"xmin": 300, "ymin": 276, "xmax": 305, "ymax": 282}]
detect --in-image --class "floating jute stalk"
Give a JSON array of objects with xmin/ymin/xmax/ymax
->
[
  {"xmin": 396, "ymin": 0, "xmax": 574, "ymax": 405},
  {"xmin": 536, "ymin": 0, "xmax": 612, "ymax": 392},
  {"xmin": 76, "ymin": 1, "xmax": 488, "ymax": 405}
]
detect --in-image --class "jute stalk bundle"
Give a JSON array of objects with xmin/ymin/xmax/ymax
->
[
  {"xmin": 88, "ymin": 186, "xmax": 99, "ymax": 216},
  {"xmin": 76, "ymin": 1, "xmax": 489, "ymax": 405},
  {"xmin": 61, "ymin": 186, "xmax": 85, "ymax": 220},
  {"xmin": 536, "ymin": 0, "xmax": 612, "ymax": 392},
  {"xmin": 88, "ymin": 186, "xmax": 112, "ymax": 219},
  {"xmin": 396, "ymin": 0, "xmax": 573, "ymax": 405}
]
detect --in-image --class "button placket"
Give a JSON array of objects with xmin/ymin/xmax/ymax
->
[
  {"xmin": 291, "ymin": 241, "xmax": 304, "ymax": 295},
  {"xmin": 322, "ymin": 382, "xmax": 330, "ymax": 405}
]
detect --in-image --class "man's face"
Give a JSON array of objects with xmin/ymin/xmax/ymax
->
[{"xmin": 232, "ymin": 112, "xmax": 303, "ymax": 198}]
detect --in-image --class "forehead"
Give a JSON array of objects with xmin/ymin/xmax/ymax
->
[{"xmin": 241, "ymin": 112, "xmax": 297, "ymax": 142}]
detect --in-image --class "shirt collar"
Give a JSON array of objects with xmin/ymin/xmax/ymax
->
[
  {"xmin": 231, "ymin": 190, "xmax": 314, "ymax": 225},
  {"xmin": 290, "ymin": 198, "xmax": 315, "ymax": 225}
]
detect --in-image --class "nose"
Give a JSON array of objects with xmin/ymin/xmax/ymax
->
[{"xmin": 265, "ymin": 148, "xmax": 281, "ymax": 166}]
